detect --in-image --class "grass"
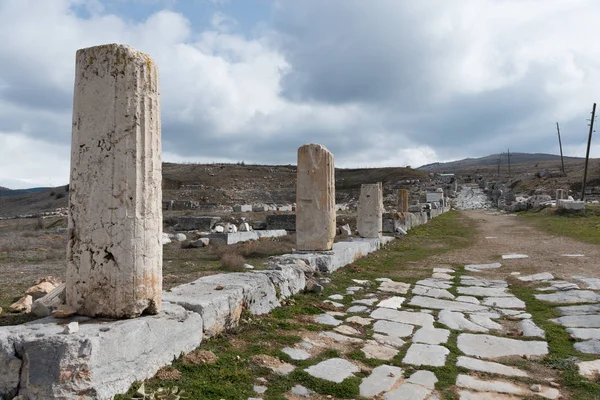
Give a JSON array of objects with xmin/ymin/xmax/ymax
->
[
  {"xmin": 511, "ymin": 281, "xmax": 600, "ymax": 400},
  {"xmin": 520, "ymin": 204, "xmax": 600, "ymax": 244},
  {"xmin": 116, "ymin": 210, "xmax": 474, "ymax": 399}
]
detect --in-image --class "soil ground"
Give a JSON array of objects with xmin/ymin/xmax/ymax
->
[{"xmin": 429, "ymin": 210, "xmax": 600, "ymax": 279}]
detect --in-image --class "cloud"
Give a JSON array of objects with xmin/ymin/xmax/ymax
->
[{"xmin": 1, "ymin": 0, "xmax": 600, "ymax": 188}]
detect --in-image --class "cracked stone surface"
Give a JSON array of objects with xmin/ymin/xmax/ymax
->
[
  {"xmin": 481, "ymin": 296, "xmax": 526, "ymax": 309},
  {"xmin": 456, "ymin": 356, "xmax": 528, "ymax": 377},
  {"xmin": 377, "ymin": 296, "xmax": 405, "ymax": 309},
  {"xmin": 552, "ymin": 314, "xmax": 600, "ymax": 328},
  {"xmin": 409, "ymin": 296, "xmax": 488, "ymax": 312},
  {"xmin": 373, "ymin": 319, "xmax": 414, "ymax": 337},
  {"xmin": 67, "ymin": 44, "xmax": 162, "ymax": 318},
  {"xmin": 536, "ymin": 290, "xmax": 600, "ymax": 304},
  {"xmin": 383, "ymin": 383, "xmax": 432, "ymax": 400},
  {"xmin": 370, "ymin": 307, "xmax": 435, "ymax": 326},
  {"xmin": 457, "ymin": 334, "xmax": 548, "ymax": 358},
  {"xmin": 403, "ymin": 343, "xmax": 449, "ymax": 367},
  {"xmin": 346, "ymin": 305, "xmax": 369, "ymax": 313},
  {"xmin": 296, "ymin": 144, "xmax": 335, "ymax": 251},
  {"xmin": 378, "ymin": 281, "xmax": 411, "ymax": 294},
  {"xmin": 346, "ymin": 316, "xmax": 373, "ymax": 326},
  {"xmin": 518, "ymin": 272, "xmax": 554, "ymax": 282},
  {"xmin": 282, "ymin": 347, "xmax": 311, "ymax": 360},
  {"xmin": 334, "ymin": 325, "xmax": 361, "ymax": 336},
  {"xmin": 438, "ymin": 310, "xmax": 488, "ymax": 332},
  {"xmin": 413, "ymin": 326, "xmax": 450, "ymax": 345},
  {"xmin": 574, "ymin": 340, "xmax": 600, "ymax": 354},
  {"xmin": 304, "ymin": 358, "xmax": 359, "ymax": 383},
  {"xmin": 519, "ymin": 319, "xmax": 545, "ymax": 338},
  {"xmin": 314, "ymin": 313, "xmax": 342, "ymax": 326},
  {"xmin": 412, "ymin": 285, "xmax": 455, "ymax": 299},
  {"xmin": 457, "ymin": 286, "xmax": 512, "ymax": 297},
  {"xmin": 359, "ymin": 365, "xmax": 403, "ymax": 397},
  {"xmin": 361, "ymin": 340, "xmax": 399, "ymax": 360}
]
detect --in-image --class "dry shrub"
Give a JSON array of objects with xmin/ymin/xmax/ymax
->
[
  {"xmin": 154, "ymin": 366, "xmax": 181, "ymax": 380},
  {"xmin": 182, "ymin": 349, "xmax": 218, "ymax": 365},
  {"xmin": 220, "ymin": 253, "xmax": 246, "ymax": 271}
]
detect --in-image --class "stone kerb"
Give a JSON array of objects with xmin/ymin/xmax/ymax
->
[
  {"xmin": 296, "ymin": 144, "xmax": 336, "ymax": 251},
  {"xmin": 0, "ymin": 206, "xmax": 453, "ymax": 399},
  {"xmin": 66, "ymin": 44, "xmax": 162, "ymax": 318},
  {"xmin": 357, "ymin": 183, "xmax": 383, "ymax": 238}
]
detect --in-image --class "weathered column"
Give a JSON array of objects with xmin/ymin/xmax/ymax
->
[
  {"xmin": 66, "ymin": 44, "xmax": 162, "ymax": 318},
  {"xmin": 357, "ymin": 183, "xmax": 383, "ymax": 238},
  {"xmin": 398, "ymin": 189, "xmax": 409, "ymax": 213},
  {"xmin": 296, "ymin": 144, "xmax": 336, "ymax": 251}
]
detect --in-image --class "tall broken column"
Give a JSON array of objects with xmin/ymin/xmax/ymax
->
[
  {"xmin": 398, "ymin": 189, "xmax": 409, "ymax": 213},
  {"xmin": 296, "ymin": 144, "xmax": 336, "ymax": 251},
  {"xmin": 357, "ymin": 183, "xmax": 383, "ymax": 238},
  {"xmin": 66, "ymin": 44, "xmax": 162, "ymax": 318}
]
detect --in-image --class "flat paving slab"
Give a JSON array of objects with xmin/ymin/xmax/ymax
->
[
  {"xmin": 413, "ymin": 326, "xmax": 450, "ymax": 345},
  {"xmin": 370, "ymin": 307, "xmax": 435, "ymax": 326},
  {"xmin": 409, "ymin": 296, "xmax": 489, "ymax": 312},
  {"xmin": 403, "ymin": 343, "xmax": 449, "ymax": 367},
  {"xmin": 373, "ymin": 319, "xmax": 414, "ymax": 337},
  {"xmin": 456, "ymin": 356, "xmax": 528, "ymax": 377},
  {"xmin": 535, "ymin": 290, "xmax": 600, "ymax": 304},
  {"xmin": 304, "ymin": 358, "xmax": 360, "ymax": 383},
  {"xmin": 457, "ymin": 333, "xmax": 548, "ymax": 359},
  {"xmin": 359, "ymin": 365, "xmax": 403, "ymax": 397}
]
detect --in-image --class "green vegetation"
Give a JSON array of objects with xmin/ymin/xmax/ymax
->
[
  {"xmin": 520, "ymin": 204, "xmax": 600, "ymax": 244},
  {"xmin": 117, "ymin": 211, "xmax": 474, "ymax": 400},
  {"xmin": 511, "ymin": 282, "xmax": 600, "ymax": 400}
]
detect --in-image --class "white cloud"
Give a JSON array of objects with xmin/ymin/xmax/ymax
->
[
  {"xmin": 1, "ymin": 0, "xmax": 600, "ymax": 188},
  {"xmin": 0, "ymin": 132, "xmax": 70, "ymax": 188}
]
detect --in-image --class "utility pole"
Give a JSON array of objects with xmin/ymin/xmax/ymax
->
[
  {"xmin": 507, "ymin": 149, "xmax": 511, "ymax": 177},
  {"xmin": 497, "ymin": 153, "xmax": 501, "ymax": 177},
  {"xmin": 556, "ymin": 122, "xmax": 565, "ymax": 174},
  {"xmin": 582, "ymin": 103, "xmax": 596, "ymax": 201}
]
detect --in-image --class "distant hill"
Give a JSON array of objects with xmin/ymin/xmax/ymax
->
[
  {"xmin": 418, "ymin": 153, "xmax": 584, "ymax": 172},
  {"xmin": 0, "ymin": 187, "xmax": 52, "ymax": 197}
]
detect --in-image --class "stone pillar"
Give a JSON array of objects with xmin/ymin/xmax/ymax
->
[
  {"xmin": 296, "ymin": 144, "xmax": 336, "ymax": 251},
  {"xmin": 357, "ymin": 183, "xmax": 383, "ymax": 238},
  {"xmin": 398, "ymin": 189, "xmax": 409, "ymax": 213},
  {"xmin": 66, "ymin": 44, "xmax": 162, "ymax": 318}
]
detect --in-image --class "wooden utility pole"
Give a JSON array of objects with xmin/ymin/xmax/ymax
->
[
  {"xmin": 556, "ymin": 122, "xmax": 565, "ymax": 174},
  {"xmin": 497, "ymin": 153, "xmax": 501, "ymax": 177},
  {"xmin": 507, "ymin": 149, "xmax": 511, "ymax": 176},
  {"xmin": 582, "ymin": 103, "xmax": 596, "ymax": 201}
]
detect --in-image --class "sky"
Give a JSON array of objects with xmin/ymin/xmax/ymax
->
[{"xmin": 1, "ymin": 0, "xmax": 600, "ymax": 189}]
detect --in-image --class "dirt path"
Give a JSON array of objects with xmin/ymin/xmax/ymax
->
[{"xmin": 428, "ymin": 210, "xmax": 600, "ymax": 278}]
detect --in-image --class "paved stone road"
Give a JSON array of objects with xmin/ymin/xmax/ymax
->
[{"xmin": 245, "ymin": 212, "xmax": 600, "ymax": 399}]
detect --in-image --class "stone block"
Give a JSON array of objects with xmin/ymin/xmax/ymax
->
[
  {"xmin": 204, "ymin": 230, "xmax": 287, "ymax": 245},
  {"xmin": 67, "ymin": 44, "xmax": 162, "ymax": 318},
  {"xmin": 296, "ymin": 144, "xmax": 336, "ymax": 251},
  {"xmin": 357, "ymin": 183, "xmax": 383, "ymax": 238},
  {"xmin": 174, "ymin": 216, "xmax": 220, "ymax": 231},
  {"xmin": 397, "ymin": 189, "xmax": 409, "ymax": 213},
  {"xmin": 0, "ymin": 303, "xmax": 202, "ymax": 400},
  {"xmin": 164, "ymin": 273, "xmax": 279, "ymax": 336},
  {"xmin": 233, "ymin": 204, "xmax": 252, "ymax": 212},
  {"xmin": 31, "ymin": 283, "xmax": 66, "ymax": 317},
  {"xmin": 266, "ymin": 214, "xmax": 296, "ymax": 230}
]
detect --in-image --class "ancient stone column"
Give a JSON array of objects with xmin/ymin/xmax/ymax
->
[
  {"xmin": 398, "ymin": 189, "xmax": 409, "ymax": 213},
  {"xmin": 357, "ymin": 183, "xmax": 383, "ymax": 238},
  {"xmin": 66, "ymin": 44, "xmax": 162, "ymax": 318},
  {"xmin": 296, "ymin": 144, "xmax": 336, "ymax": 251}
]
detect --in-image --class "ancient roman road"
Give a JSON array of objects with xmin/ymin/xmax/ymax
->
[{"xmin": 246, "ymin": 211, "xmax": 600, "ymax": 399}]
